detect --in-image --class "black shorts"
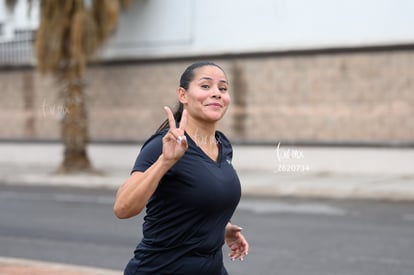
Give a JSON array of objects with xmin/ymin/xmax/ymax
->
[{"xmin": 124, "ymin": 249, "xmax": 228, "ymax": 275}]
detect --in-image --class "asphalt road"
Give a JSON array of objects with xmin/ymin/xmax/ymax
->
[{"xmin": 1, "ymin": 185, "xmax": 414, "ymax": 275}]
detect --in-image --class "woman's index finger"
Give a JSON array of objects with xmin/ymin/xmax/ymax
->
[{"xmin": 164, "ymin": 106, "xmax": 176, "ymax": 130}]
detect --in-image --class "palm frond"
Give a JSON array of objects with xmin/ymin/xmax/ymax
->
[{"xmin": 35, "ymin": 0, "xmax": 125, "ymax": 75}]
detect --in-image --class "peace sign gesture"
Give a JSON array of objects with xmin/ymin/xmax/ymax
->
[{"xmin": 162, "ymin": 106, "xmax": 188, "ymax": 162}]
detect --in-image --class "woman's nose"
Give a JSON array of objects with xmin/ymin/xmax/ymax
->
[{"xmin": 211, "ymin": 87, "xmax": 222, "ymax": 98}]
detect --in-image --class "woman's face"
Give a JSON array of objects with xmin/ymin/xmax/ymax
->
[{"xmin": 180, "ymin": 65, "xmax": 230, "ymax": 123}]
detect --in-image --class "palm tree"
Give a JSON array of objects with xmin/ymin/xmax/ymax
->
[{"xmin": 8, "ymin": 0, "xmax": 131, "ymax": 173}]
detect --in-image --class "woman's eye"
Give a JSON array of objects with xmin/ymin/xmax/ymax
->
[
  {"xmin": 219, "ymin": 87, "xmax": 228, "ymax": 92},
  {"xmin": 201, "ymin": 85, "xmax": 210, "ymax": 89}
]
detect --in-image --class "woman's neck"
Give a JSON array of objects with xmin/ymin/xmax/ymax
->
[{"xmin": 185, "ymin": 117, "xmax": 217, "ymax": 148}]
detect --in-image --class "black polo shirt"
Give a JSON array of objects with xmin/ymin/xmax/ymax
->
[{"xmin": 125, "ymin": 129, "xmax": 241, "ymax": 275}]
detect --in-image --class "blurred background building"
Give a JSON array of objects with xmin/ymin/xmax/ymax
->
[{"xmin": 1, "ymin": 0, "xmax": 413, "ymax": 145}]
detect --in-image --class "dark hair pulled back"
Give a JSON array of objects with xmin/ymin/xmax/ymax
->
[{"xmin": 155, "ymin": 61, "xmax": 224, "ymax": 133}]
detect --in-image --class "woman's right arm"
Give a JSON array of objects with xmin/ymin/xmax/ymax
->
[
  {"xmin": 113, "ymin": 107, "xmax": 188, "ymax": 219},
  {"xmin": 113, "ymin": 154, "xmax": 175, "ymax": 219}
]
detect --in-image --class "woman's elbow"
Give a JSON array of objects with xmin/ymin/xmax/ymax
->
[
  {"xmin": 113, "ymin": 202, "xmax": 142, "ymax": 219},
  {"xmin": 113, "ymin": 205, "xmax": 128, "ymax": 219}
]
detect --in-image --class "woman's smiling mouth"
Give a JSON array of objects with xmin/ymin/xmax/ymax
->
[{"xmin": 205, "ymin": 102, "xmax": 223, "ymax": 108}]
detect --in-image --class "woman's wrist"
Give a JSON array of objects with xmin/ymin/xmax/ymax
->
[{"xmin": 158, "ymin": 154, "xmax": 177, "ymax": 171}]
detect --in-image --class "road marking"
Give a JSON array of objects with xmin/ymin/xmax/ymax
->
[
  {"xmin": 2, "ymin": 191, "xmax": 347, "ymax": 215},
  {"xmin": 53, "ymin": 194, "xmax": 114, "ymax": 204},
  {"xmin": 346, "ymin": 255, "xmax": 405, "ymax": 266},
  {"xmin": 238, "ymin": 200, "xmax": 347, "ymax": 216},
  {"xmin": 0, "ymin": 191, "xmax": 114, "ymax": 205},
  {"xmin": 402, "ymin": 214, "xmax": 414, "ymax": 222}
]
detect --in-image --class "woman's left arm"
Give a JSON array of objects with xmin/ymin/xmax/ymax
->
[{"xmin": 225, "ymin": 222, "xmax": 249, "ymax": 261}]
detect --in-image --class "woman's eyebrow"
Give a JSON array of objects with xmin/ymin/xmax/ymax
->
[{"xmin": 198, "ymin": 77, "xmax": 228, "ymax": 84}]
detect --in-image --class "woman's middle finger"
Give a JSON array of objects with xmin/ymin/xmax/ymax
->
[{"xmin": 164, "ymin": 106, "xmax": 177, "ymax": 130}]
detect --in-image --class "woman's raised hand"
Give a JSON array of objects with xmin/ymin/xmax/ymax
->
[{"xmin": 162, "ymin": 106, "xmax": 188, "ymax": 162}]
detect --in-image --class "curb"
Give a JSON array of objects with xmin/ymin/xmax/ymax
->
[{"xmin": 0, "ymin": 257, "xmax": 121, "ymax": 275}]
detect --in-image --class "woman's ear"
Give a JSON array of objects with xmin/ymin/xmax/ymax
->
[{"xmin": 177, "ymin": 87, "xmax": 187, "ymax": 104}]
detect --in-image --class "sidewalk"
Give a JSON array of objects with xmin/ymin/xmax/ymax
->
[
  {"xmin": 0, "ymin": 257, "xmax": 120, "ymax": 275},
  {"xmin": 0, "ymin": 142, "xmax": 414, "ymax": 274},
  {"xmin": 1, "ymin": 142, "xmax": 414, "ymax": 201}
]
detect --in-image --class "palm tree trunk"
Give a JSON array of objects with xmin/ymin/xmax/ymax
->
[{"xmin": 56, "ymin": 66, "xmax": 93, "ymax": 173}]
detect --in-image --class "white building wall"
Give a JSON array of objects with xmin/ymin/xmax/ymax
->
[
  {"xmin": 0, "ymin": 0, "xmax": 38, "ymax": 28},
  {"xmin": 101, "ymin": 0, "xmax": 414, "ymax": 60}
]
